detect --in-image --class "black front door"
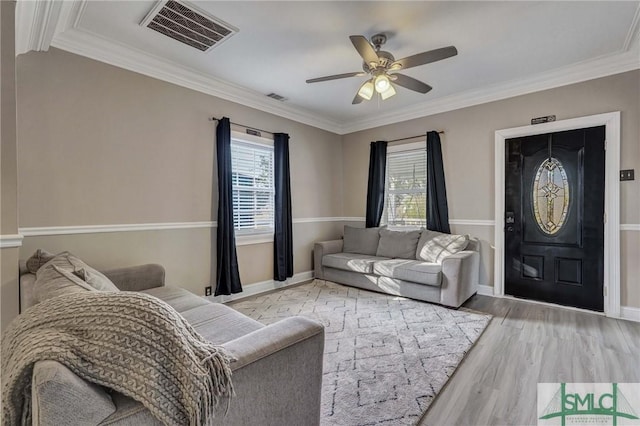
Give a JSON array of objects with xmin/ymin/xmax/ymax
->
[{"xmin": 505, "ymin": 126, "xmax": 605, "ymax": 311}]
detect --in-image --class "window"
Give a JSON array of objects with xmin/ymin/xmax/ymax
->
[
  {"xmin": 382, "ymin": 143, "xmax": 427, "ymax": 227},
  {"xmin": 230, "ymin": 136, "xmax": 274, "ymax": 235}
]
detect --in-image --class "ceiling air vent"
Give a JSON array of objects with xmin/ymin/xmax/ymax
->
[
  {"xmin": 141, "ymin": 0, "xmax": 238, "ymax": 52},
  {"xmin": 266, "ymin": 93, "xmax": 288, "ymax": 102}
]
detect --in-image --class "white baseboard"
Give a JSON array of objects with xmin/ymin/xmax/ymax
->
[
  {"xmin": 620, "ymin": 306, "xmax": 640, "ymax": 323},
  {"xmin": 476, "ymin": 284, "xmax": 494, "ymax": 296},
  {"xmin": 208, "ymin": 270, "xmax": 314, "ymax": 303}
]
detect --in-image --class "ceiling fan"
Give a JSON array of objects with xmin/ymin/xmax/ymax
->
[{"xmin": 306, "ymin": 34, "xmax": 457, "ymax": 104}]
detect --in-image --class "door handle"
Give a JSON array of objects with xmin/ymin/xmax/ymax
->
[{"xmin": 506, "ymin": 211, "xmax": 515, "ymax": 232}]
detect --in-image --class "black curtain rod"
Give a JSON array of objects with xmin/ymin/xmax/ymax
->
[
  {"xmin": 209, "ymin": 117, "xmax": 274, "ymax": 135},
  {"xmin": 387, "ymin": 131, "xmax": 444, "ymax": 144}
]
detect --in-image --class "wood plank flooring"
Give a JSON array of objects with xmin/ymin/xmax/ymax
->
[{"xmin": 419, "ymin": 295, "xmax": 640, "ymax": 426}]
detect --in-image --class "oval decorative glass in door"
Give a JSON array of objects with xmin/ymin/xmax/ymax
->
[{"xmin": 532, "ymin": 157, "xmax": 570, "ymax": 235}]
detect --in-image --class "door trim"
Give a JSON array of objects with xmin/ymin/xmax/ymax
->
[{"xmin": 494, "ymin": 112, "xmax": 620, "ymax": 317}]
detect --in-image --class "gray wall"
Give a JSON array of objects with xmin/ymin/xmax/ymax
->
[
  {"xmin": 16, "ymin": 48, "xmax": 345, "ymax": 297},
  {"xmin": 1, "ymin": 0, "xmax": 19, "ymax": 332},
  {"xmin": 8, "ymin": 47, "xmax": 639, "ymax": 328},
  {"xmin": 342, "ymin": 70, "xmax": 640, "ymax": 308}
]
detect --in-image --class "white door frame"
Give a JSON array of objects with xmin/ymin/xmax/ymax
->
[{"xmin": 493, "ymin": 112, "xmax": 621, "ymax": 317}]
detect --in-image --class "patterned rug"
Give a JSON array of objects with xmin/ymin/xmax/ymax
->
[{"xmin": 231, "ymin": 280, "xmax": 492, "ymax": 426}]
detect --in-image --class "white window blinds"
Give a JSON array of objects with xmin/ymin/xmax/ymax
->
[
  {"xmin": 383, "ymin": 147, "xmax": 427, "ymax": 227},
  {"xmin": 230, "ymin": 140, "xmax": 275, "ymax": 234}
]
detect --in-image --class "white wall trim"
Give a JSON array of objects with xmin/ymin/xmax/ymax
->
[
  {"xmin": 20, "ymin": 222, "xmax": 217, "ymax": 237},
  {"xmin": 340, "ymin": 217, "xmax": 366, "ymax": 222},
  {"xmin": 15, "ymin": 1, "xmax": 639, "ymax": 135},
  {"xmin": 209, "ymin": 271, "xmax": 314, "ymax": 303},
  {"xmin": 449, "ymin": 219, "xmax": 495, "ymax": 227},
  {"xmin": 18, "ymin": 217, "xmax": 634, "ymax": 238},
  {"xmin": 620, "ymin": 306, "xmax": 640, "ymax": 323},
  {"xmin": 0, "ymin": 234, "xmax": 24, "ymax": 248},
  {"xmin": 18, "ymin": 217, "xmax": 368, "ymax": 237},
  {"xmin": 494, "ymin": 111, "xmax": 621, "ymax": 318}
]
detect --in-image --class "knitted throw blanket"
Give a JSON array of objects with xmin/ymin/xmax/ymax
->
[{"xmin": 1, "ymin": 291, "xmax": 234, "ymax": 426}]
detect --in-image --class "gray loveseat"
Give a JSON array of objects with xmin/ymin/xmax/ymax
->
[
  {"xmin": 314, "ymin": 226, "xmax": 479, "ymax": 308},
  {"xmin": 18, "ymin": 260, "xmax": 325, "ymax": 425}
]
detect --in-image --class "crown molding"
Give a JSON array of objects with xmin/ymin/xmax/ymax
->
[
  {"xmin": 15, "ymin": 0, "xmax": 65, "ymax": 55},
  {"xmin": 337, "ymin": 49, "xmax": 640, "ymax": 134},
  {"xmin": 49, "ymin": 27, "xmax": 341, "ymax": 134},
  {"xmin": 623, "ymin": 3, "xmax": 640, "ymax": 52},
  {"xmin": 16, "ymin": 1, "xmax": 640, "ymax": 135}
]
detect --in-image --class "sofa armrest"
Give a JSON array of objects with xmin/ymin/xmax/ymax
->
[
  {"xmin": 314, "ymin": 240, "xmax": 343, "ymax": 279},
  {"xmin": 102, "ymin": 264, "xmax": 165, "ymax": 292},
  {"xmin": 439, "ymin": 250, "xmax": 479, "ymax": 308},
  {"xmin": 220, "ymin": 317, "xmax": 324, "ymax": 426}
]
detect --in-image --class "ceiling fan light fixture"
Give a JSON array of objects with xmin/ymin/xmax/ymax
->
[
  {"xmin": 374, "ymin": 74, "xmax": 390, "ymax": 92},
  {"xmin": 357, "ymin": 80, "xmax": 375, "ymax": 100},
  {"xmin": 380, "ymin": 84, "xmax": 396, "ymax": 100}
]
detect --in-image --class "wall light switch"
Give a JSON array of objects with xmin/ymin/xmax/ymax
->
[{"xmin": 620, "ymin": 169, "xmax": 635, "ymax": 181}]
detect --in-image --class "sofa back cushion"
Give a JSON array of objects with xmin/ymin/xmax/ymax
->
[
  {"xmin": 376, "ymin": 229, "xmax": 421, "ymax": 259},
  {"xmin": 33, "ymin": 252, "xmax": 120, "ymax": 302},
  {"xmin": 343, "ymin": 226, "xmax": 381, "ymax": 256},
  {"xmin": 416, "ymin": 230, "xmax": 469, "ymax": 263}
]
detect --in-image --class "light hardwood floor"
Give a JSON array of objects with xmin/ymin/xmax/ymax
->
[{"xmin": 419, "ymin": 295, "xmax": 640, "ymax": 426}]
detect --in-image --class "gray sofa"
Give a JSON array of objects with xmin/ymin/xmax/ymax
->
[
  {"xmin": 314, "ymin": 226, "xmax": 479, "ymax": 308},
  {"xmin": 18, "ymin": 262, "xmax": 325, "ymax": 425}
]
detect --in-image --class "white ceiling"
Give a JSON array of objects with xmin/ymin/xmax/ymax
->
[{"xmin": 16, "ymin": 1, "xmax": 640, "ymax": 133}]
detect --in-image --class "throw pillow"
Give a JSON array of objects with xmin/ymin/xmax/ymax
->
[
  {"xmin": 73, "ymin": 267, "xmax": 120, "ymax": 293},
  {"xmin": 343, "ymin": 225, "xmax": 382, "ymax": 256},
  {"xmin": 34, "ymin": 264, "xmax": 95, "ymax": 303},
  {"xmin": 416, "ymin": 231, "xmax": 470, "ymax": 263},
  {"xmin": 26, "ymin": 249, "xmax": 56, "ymax": 274},
  {"xmin": 376, "ymin": 229, "xmax": 422, "ymax": 259}
]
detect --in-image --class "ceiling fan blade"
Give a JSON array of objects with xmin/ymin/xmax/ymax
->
[
  {"xmin": 349, "ymin": 35, "xmax": 379, "ymax": 65},
  {"xmin": 352, "ymin": 93, "xmax": 365, "ymax": 104},
  {"xmin": 392, "ymin": 73, "xmax": 433, "ymax": 94},
  {"xmin": 392, "ymin": 46, "xmax": 458, "ymax": 70},
  {"xmin": 306, "ymin": 71, "xmax": 366, "ymax": 83}
]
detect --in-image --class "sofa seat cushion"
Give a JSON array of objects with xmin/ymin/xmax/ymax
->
[
  {"xmin": 373, "ymin": 259, "xmax": 442, "ymax": 287},
  {"xmin": 182, "ymin": 303, "xmax": 264, "ymax": 345},
  {"xmin": 322, "ymin": 253, "xmax": 389, "ymax": 274},
  {"xmin": 142, "ymin": 285, "xmax": 210, "ymax": 314}
]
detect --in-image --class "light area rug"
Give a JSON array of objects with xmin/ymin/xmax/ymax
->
[{"xmin": 231, "ymin": 280, "xmax": 492, "ymax": 426}]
